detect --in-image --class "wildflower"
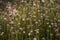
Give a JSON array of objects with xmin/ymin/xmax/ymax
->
[
  {"xmin": 42, "ymin": 37, "xmax": 45, "ymax": 40},
  {"xmin": 46, "ymin": 22, "xmax": 49, "ymax": 24},
  {"xmin": 18, "ymin": 23, "xmax": 20, "ymax": 25},
  {"xmin": 34, "ymin": 29, "xmax": 39, "ymax": 34},
  {"xmin": 9, "ymin": 13, "xmax": 12, "ymax": 16},
  {"xmin": 28, "ymin": 33, "xmax": 31, "ymax": 36},
  {"xmin": 4, "ymin": 17, "xmax": 7, "ymax": 21},
  {"xmin": 48, "ymin": 25, "xmax": 51, "ymax": 28},
  {"xmin": 35, "ymin": 21, "xmax": 38, "ymax": 24},
  {"xmin": 10, "ymin": 21, "xmax": 14, "ymax": 24},
  {"xmin": 26, "ymin": 18, "xmax": 30, "ymax": 20},
  {"xmin": 33, "ymin": 19, "xmax": 36, "ymax": 21},
  {"xmin": 22, "ymin": 18, "xmax": 25, "ymax": 21},
  {"xmin": 19, "ymin": 27, "xmax": 23, "ymax": 31},
  {"xmin": 7, "ymin": 24, "xmax": 10, "ymax": 26},
  {"xmin": 51, "ymin": 22, "xmax": 54, "ymax": 25},
  {"xmin": 45, "ymin": 16, "xmax": 49, "ymax": 20},
  {"xmin": 36, "ymin": 31, "xmax": 39, "ymax": 34},
  {"xmin": 23, "ymin": 31, "xmax": 25, "ymax": 34},
  {"xmin": 33, "ymin": 15, "xmax": 36, "ymax": 18},
  {"xmin": 21, "ymin": 0, "xmax": 25, "ymax": 2},
  {"xmin": 41, "ymin": 0, "xmax": 45, "ymax": 3},
  {"xmin": 11, "ymin": 32, "xmax": 15, "ymax": 34},
  {"xmin": 15, "ymin": 18, "xmax": 18, "ymax": 21},
  {"xmin": 6, "ymin": 2, "xmax": 12, "ymax": 10},
  {"xmin": 33, "ymin": 37, "xmax": 37, "ymax": 40},
  {"xmin": 30, "ymin": 30, "xmax": 33, "ymax": 33},
  {"xmin": 38, "ymin": 10, "xmax": 40, "ymax": 12},
  {"xmin": 58, "ymin": 19, "xmax": 60, "ymax": 22},
  {"xmin": 0, "ymin": 32, "xmax": 4, "ymax": 36},
  {"xmin": 0, "ymin": 0, "xmax": 2, "ymax": 3},
  {"xmin": 33, "ymin": 3, "xmax": 36, "ymax": 6},
  {"xmin": 55, "ymin": 29, "xmax": 59, "ymax": 32},
  {"xmin": 38, "ymin": 20, "xmax": 40, "ymax": 22},
  {"xmin": 50, "ymin": 33, "xmax": 53, "ymax": 36},
  {"xmin": 43, "ymin": 14, "xmax": 46, "ymax": 16},
  {"xmin": 41, "ymin": 15, "xmax": 43, "ymax": 18},
  {"xmin": 12, "ymin": 8, "xmax": 18, "ymax": 14},
  {"xmin": 28, "ymin": 12, "xmax": 31, "ymax": 15},
  {"xmin": 10, "ymin": 27, "xmax": 14, "ymax": 30}
]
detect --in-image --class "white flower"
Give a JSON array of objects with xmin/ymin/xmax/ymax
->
[
  {"xmin": 0, "ymin": 32, "xmax": 4, "ymax": 36},
  {"xmin": 12, "ymin": 32, "xmax": 15, "ymax": 34},
  {"xmin": 33, "ymin": 3, "xmax": 36, "ymax": 6},
  {"xmin": 33, "ymin": 15, "xmax": 36, "ymax": 18},
  {"xmin": 42, "ymin": 0, "xmax": 45, "ymax": 3},
  {"xmin": 23, "ymin": 31, "xmax": 25, "ymax": 34},
  {"xmin": 28, "ymin": 33, "xmax": 31, "ymax": 36},
  {"xmin": 55, "ymin": 29, "xmax": 59, "ymax": 32},
  {"xmin": 4, "ymin": 17, "xmax": 7, "ymax": 20},
  {"xmin": 38, "ymin": 20, "xmax": 40, "ymax": 22},
  {"xmin": 35, "ymin": 21, "xmax": 38, "ymax": 24},
  {"xmin": 19, "ymin": 28, "xmax": 23, "ymax": 31},
  {"xmin": 41, "ymin": 15, "xmax": 43, "ymax": 18},
  {"xmin": 11, "ymin": 27, "xmax": 14, "ymax": 30},
  {"xmin": 35, "ymin": 29, "xmax": 39, "ymax": 34},
  {"xmin": 42, "ymin": 37, "xmax": 45, "ymax": 40},
  {"xmin": 22, "ymin": 18, "xmax": 25, "ymax": 21},
  {"xmin": 46, "ymin": 22, "xmax": 49, "ymax": 24},
  {"xmin": 30, "ymin": 30, "xmax": 33, "ymax": 33},
  {"xmin": 21, "ymin": 0, "xmax": 24, "ymax": 2},
  {"xmin": 26, "ymin": 18, "xmax": 30, "ymax": 20},
  {"xmin": 48, "ymin": 25, "xmax": 51, "ymax": 28},
  {"xmin": 10, "ymin": 21, "xmax": 14, "ymax": 24},
  {"xmin": 50, "ymin": 33, "xmax": 53, "ymax": 36},
  {"xmin": 33, "ymin": 37, "xmax": 37, "ymax": 40},
  {"xmin": 12, "ymin": 8, "xmax": 18, "ymax": 14},
  {"xmin": 51, "ymin": 22, "xmax": 54, "ymax": 25},
  {"xmin": 58, "ymin": 19, "xmax": 60, "ymax": 22}
]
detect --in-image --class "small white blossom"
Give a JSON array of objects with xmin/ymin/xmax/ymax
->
[
  {"xmin": 12, "ymin": 32, "xmax": 15, "ymax": 34},
  {"xmin": 26, "ymin": 18, "xmax": 30, "ymax": 20},
  {"xmin": 51, "ymin": 22, "xmax": 54, "ymax": 25},
  {"xmin": 58, "ymin": 19, "xmax": 60, "ymax": 22},
  {"xmin": 33, "ymin": 3, "xmax": 36, "ymax": 6},
  {"xmin": 28, "ymin": 33, "xmax": 31, "ymax": 36},
  {"xmin": 48, "ymin": 25, "xmax": 51, "ymax": 28},
  {"xmin": 42, "ymin": 37, "xmax": 45, "ymax": 40},
  {"xmin": 42, "ymin": 0, "xmax": 45, "ymax": 3},
  {"xmin": 12, "ymin": 8, "xmax": 18, "ymax": 14},
  {"xmin": 23, "ymin": 31, "xmax": 25, "ymax": 34},
  {"xmin": 0, "ymin": 32, "xmax": 4, "ymax": 36},
  {"xmin": 4, "ymin": 17, "xmax": 7, "ymax": 20},
  {"xmin": 30, "ymin": 30, "xmax": 33, "ymax": 33},
  {"xmin": 35, "ymin": 21, "xmax": 38, "ymax": 24},
  {"xmin": 46, "ymin": 22, "xmax": 49, "ymax": 24},
  {"xmin": 22, "ymin": 18, "xmax": 25, "ymax": 21},
  {"xmin": 33, "ymin": 37, "xmax": 37, "ymax": 40},
  {"xmin": 10, "ymin": 21, "xmax": 14, "ymax": 24},
  {"xmin": 10, "ymin": 27, "xmax": 14, "ymax": 30},
  {"xmin": 21, "ymin": 0, "xmax": 24, "ymax": 2}
]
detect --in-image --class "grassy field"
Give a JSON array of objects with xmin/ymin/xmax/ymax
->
[{"xmin": 0, "ymin": 0, "xmax": 60, "ymax": 40}]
